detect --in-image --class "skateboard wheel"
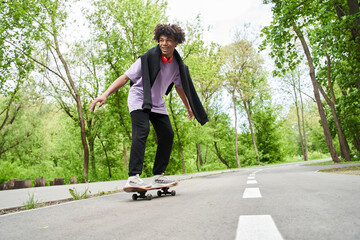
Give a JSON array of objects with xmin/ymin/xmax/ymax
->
[
  {"xmin": 146, "ymin": 194, "xmax": 153, "ymax": 200},
  {"xmin": 171, "ymin": 190, "xmax": 176, "ymax": 196},
  {"xmin": 132, "ymin": 194, "xmax": 138, "ymax": 201},
  {"xmin": 157, "ymin": 190, "xmax": 162, "ymax": 197}
]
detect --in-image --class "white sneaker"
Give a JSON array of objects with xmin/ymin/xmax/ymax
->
[
  {"xmin": 123, "ymin": 174, "xmax": 151, "ymax": 191},
  {"xmin": 152, "ymin": 173, "xmax": 178, "ymax": 188}
]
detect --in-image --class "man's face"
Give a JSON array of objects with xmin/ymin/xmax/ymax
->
[{"xmin": 159, "ymin": 35, "xmax": 178, "ymax": 58}]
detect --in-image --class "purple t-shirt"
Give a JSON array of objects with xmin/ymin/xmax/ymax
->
[{"xmin": 125, "ymin": 57, "xmax": 182, "ymax": 115}]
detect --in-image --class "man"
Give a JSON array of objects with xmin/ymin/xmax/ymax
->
[{"xmin": 90, "ymin": 24, "xmax": 208, "ymax": 190}]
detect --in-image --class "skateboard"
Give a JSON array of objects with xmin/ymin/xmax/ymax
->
[{"xmin": 123, "ymin": 183, "xmax": 177, "ymax": 201}]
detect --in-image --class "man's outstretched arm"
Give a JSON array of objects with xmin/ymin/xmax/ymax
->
[
  {"xmin": 175, "ymin": 86, "xmax": 193, "ymax": 119},
  {"xmin": 90, "ymin": 74, "xmax": 130, "ymax": 111}
]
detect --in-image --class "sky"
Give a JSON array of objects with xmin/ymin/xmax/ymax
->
[
  {"xmin": 166, "ymin": 0, "xmax": 273, "ymax": 46},
  {"xmin": 165, "ymin": 0, "xmax": 285, "ymax": 118}
]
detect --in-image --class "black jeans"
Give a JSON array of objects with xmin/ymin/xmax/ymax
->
[{"xmin": 129, "ymin": 110, "xmax": 174, "ymax": 176}]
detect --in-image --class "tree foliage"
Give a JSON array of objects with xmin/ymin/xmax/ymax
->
[{"xmin": 262, "ymin": 0, "xmax": 360, "ymax": 161}]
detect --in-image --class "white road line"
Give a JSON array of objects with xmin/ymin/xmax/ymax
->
[
  {"xmin": 246, "ymin": 180, "xmax": 257, "ymax": 184},
  {"xmin": 248, "ymin": 176, "xmax": 255, "ymax": 180},
  {"xmin": 235, "ymin": 215, "xmax": 283, "ymax": 240},
  {"xmin": 243, "ymin": 188, "xmax": 262, "ymax": 198},
  {"xmin": 252, "ymin": 169, "xmax": 263, "ymax": 174}
]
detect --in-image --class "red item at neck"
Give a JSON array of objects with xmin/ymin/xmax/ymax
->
[{"xmin": 161, "ymin": 55, "xmax": 173, "ymax": 63}]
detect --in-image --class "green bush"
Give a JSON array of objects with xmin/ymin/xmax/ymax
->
[{"xmin": 308, "ymin": 151, "xmax": 330, "ymax": 160}]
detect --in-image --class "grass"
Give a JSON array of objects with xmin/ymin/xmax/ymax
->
[
  {"xmin": 319, "ymin": 166, "xmax": 360, "ymax": 175},
  {"xmin": 255, "ymin": 153, "xmax": 331, "ymax": 167},
  {"xmin": 305, "ymin": 160, "xmax": 360, "ymax": 166},
  {"xmin": 23, "ymin": 192, "xmax": 41, "ymax": 210},
  {"xmin": 302, "ymin": 156, "xmax": 360, "ymax": 175},
  {"xmin": 68, "ymin": 186, "xmax": 89, "ymax": 200},
  {"xmin": 283, "ymin": 152, "xmax": 331, "ymax": 164}
]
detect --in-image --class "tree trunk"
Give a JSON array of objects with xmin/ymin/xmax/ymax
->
[
  {"xmin": 292, "ymin": 81, "xmax": 306, "ymax": 161},
  {"xmin": 123, "ymin": 143, "xmax": 127, "ymax": 172},
  {"xmin": 321, "ymin": 91, "xmax": 351, "ymax": 162},
  {"xmin": 299, "ymin": 83, "xmax": 309, "ymax": 161},
  {"xmin": 232, "ymin": 93, "xmax": 241, "ymax": 168},
  {"xmin": 204, "ymin": 146, "xmax": 208, "ymax": 165},
  {"xmin": 293, "ymin": 25, "xmax": 340, "ymax": 163},
  {"xmin": 40, "ymin": 128, "xmax": 46, "ymax": 163},
  {"xmin": 321, "ymin": 40, "xmax": 352, "ymax": 161},
  {"xmin": 354, "ymin": 135, "xmax": 360, "ymax": 152},
  {"xmin": 78, "ymin": 99, "xmax": 90, "ymax": 180},
  {"xmin": 87, "ymin": 118, "xmax": 97, "ymax": 178},
  {"xmin": 55, "ymin": 61, "xmax": 89, "ymax": 178},
  {"xmin": 89, "ymin": 136, "xmax": 97, "ymax": 178},
  {"xmin": 115, "ymin": 92, "xmax": 132, "ymax": 140},
  {"xmin": 197, "ymin": 144, "xmax": 203, "ymax": 166},
  {"xmin": 242, "ymin": 99, "xmax": 260, "ymax": 165},
  {"xmin": 98, "ymin": 136, "xmax": 112, "ymax": 178},
  {"xmin": 196, "ymin": 152, "xmax": 200, "ymax": 172},
  {"xmin": 53, "ymin": 31, "xmax": 90, "ymax": 179},
  {"xmin": 214, "ymin": 140, "xmax": 230, "ymax": 168},
  {"xmin": 339, "ymin": 87, "xmax": 360, "ymax": 152},
  {"xmin": 347, "ymin": 0, "xmax": 360, "ymax": 42}
]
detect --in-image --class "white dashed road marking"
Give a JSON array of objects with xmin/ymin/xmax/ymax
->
[
  {"xmin": 247, "ymin": 180, "xmax": 257, "ymax": 184},
  {"xmin": 237, "ymin": 169, "xmax": 284, "ymax": 239},
  {"xmin": 236, "ymin": 215, "xmax": 283, "ymax": 240},
  {"xmin": 243, "ymin": 188, "xmax": 262, "ymax": 198}
]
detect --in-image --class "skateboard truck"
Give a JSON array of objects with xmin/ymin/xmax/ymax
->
[
  {"xmin": 132, "ymin": 191, "xmax": 153, "ymax": 201},
  {"xmin": 132, "ymin": 187, "xmax": 176, "ymax": 201},
  {"xmin": 156, "ymin": 187, "xmax": 176, "ymax": 197}
]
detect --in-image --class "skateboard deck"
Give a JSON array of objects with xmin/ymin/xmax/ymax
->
[{"xmin": 123, "ymin": 183, "xmax": 178, "ymax": 200}]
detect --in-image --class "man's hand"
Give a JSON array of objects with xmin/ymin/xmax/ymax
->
[
  {"xmin": 90, "ymin": 95, "xmax": 107, "ymax": 111},
  {"xmin": 90, "ymin": 74, "xmax": 130, "ymax": 111},
  {"xmin": 186, "ymin": 108, "xmax": 194, "ymax": 119}
]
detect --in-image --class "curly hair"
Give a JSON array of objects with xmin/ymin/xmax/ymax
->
[{"xmin": 153, "ymin": 24, "xmax": 185, "ymax": 44}]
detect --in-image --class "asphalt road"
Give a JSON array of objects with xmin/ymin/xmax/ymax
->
[{"xmin": 1, "ymin": 162, "xmax": 359, "ymax": 240}]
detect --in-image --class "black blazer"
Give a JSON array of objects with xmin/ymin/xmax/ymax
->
[{"xmin": 139, "ymin": 45, "xmax": 208, "ymax": 126}]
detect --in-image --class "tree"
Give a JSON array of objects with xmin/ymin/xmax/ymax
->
[
  {"xmin": 0, "ymin": 0, "xmax": 37, "ymax": 90},
  {"xmin": 0, "ymin": 83, "xmax": 30, "ymax": 158},
  {"xmin": 0, "ymin": 1, "xmax": 40, "ymax": 156},
  {"xmin": 187, "ymin": 43, "xmax": 227, "ymax": 169},
  {"xmin": 36, "ymin": 0, "xmax": 92, "ymax": 178},
  {"xmin": 294, "ymin": 24, "xmax": 341, "ymax": 163},
  {"xmin": 282, "ymin": 67, "xmax": 309, "ymax": 161},
  {"xmin": 260, "ymin": 0, "xmax": 359, "ymax": 162},
  {"xmin": 186, "ymin": 45, "xmax": 229, "ymax": 169},
  {"xmin": 1, "ymin": 0, "xmax": 107, "ymax": 182},
  {"xmin": 322, "ymin": 1, "xmax": 360, "ymax": 154},
  {"xmin": 221, "ymin": 39, "xmax": 266, "ymax": 167},
  {"xmin": 252, "ymin": 105, "xmax": 283, "ymax": 163}
]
